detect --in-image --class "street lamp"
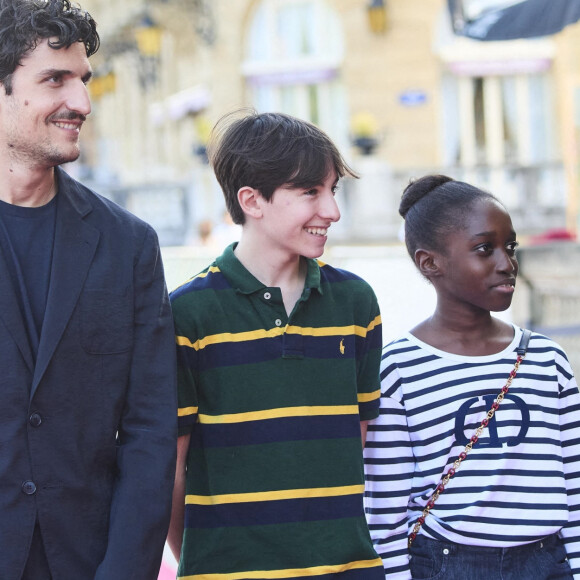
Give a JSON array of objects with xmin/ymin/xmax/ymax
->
[
  {"xmin": 134, "ymin": 14, "xmax": 163, "ymax": 58},
  {"xmin": 134, "ymin": 14, "xmax": 163, "ymax": 89},
  {"xmin": 351, "ymin": 112, "xmax": 380, "ymax": 156},
  {"xmin": 368, "ymin": 0, "xmax": 388, "ymax": 35}
]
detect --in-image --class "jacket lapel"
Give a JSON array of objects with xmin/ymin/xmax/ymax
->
[
  {"xmin": 31, "ymin": 170, "xmax": 100, "ymax": 399},
  {"xmin": 0, "ymin": 243, "xmax": 35, "ymax": 373}
]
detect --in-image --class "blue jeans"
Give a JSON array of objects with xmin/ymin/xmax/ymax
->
[{"xmin": 409, "ymin": 534, "xmax": 573, "ymax": 580}]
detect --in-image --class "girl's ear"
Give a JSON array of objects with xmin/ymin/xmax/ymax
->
[
  {"xmin": 414, "ymin": 248, "xmax": 444, "ymax": 279},
  {"xmin": 237, "ymin": 187, "xmax": 263, "ymax": 220}
]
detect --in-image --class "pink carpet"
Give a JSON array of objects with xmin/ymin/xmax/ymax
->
[{"xmin": 157, "ymin": 560, "xmax": 177, "ymax": 580}]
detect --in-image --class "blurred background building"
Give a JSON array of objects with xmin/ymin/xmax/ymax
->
[
  {"xmin": 71, "ymin": 4, "xmax": 579, "ymax": 575},
  {"xmin": 77, "ymin": 0, "xmax": 580, "ymax": 246},
  {"xmin": 75, "ymin": 0, "xmax": 580, "ymax": 357}
]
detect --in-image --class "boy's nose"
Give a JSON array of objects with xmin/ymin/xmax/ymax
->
[{"xmin": 321, "ymin": 191, "xmax": 341, "ymax": 222}]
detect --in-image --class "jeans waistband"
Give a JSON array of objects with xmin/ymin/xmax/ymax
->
[{"xmin": 411, "ymin": 533, "xmax": 562, "ymax": 556}]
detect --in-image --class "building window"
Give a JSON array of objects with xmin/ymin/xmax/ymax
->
[
  {"xmin": 242, "ymin": 0, "xmax": 348, "ymax": 148},
  {"xmin": 442, "ymin": 71, "xmax": 556, "ymax": 168}
]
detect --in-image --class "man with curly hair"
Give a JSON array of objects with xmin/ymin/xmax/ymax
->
[{"xmin": 0, "ymin": 2, "xmax": 177, "ymax": 579}]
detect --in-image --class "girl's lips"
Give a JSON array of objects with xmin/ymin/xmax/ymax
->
[{"xmin": 493, "ymin": 283, "xmax": 515, "ymax": 293}]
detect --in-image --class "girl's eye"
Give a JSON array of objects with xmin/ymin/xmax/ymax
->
[
  {"xmin": 305, "ymin": 188, "xmax": 318, "ymax": 196},
  {"xmin": 476, "ymin": 243, "xmax": 492, "ymax": 254},
  {"xmin": 506, "ymin": 241, "xmax": 519, "ymax": 255},
  {"xmin": 331, "ymin": 185, "xmax": 339, "ymax": 195}
]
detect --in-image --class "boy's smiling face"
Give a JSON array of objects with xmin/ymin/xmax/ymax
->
[{"xmin": 256, "ymin": 170, "xmax": 341, "ymax": 261}]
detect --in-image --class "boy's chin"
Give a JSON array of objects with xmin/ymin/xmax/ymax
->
[{"xmin": 302, "ymin": 248, "xmax": 326, "ymax": 260}]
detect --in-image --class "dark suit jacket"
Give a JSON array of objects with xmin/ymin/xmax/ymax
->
[{"xmin": 0, "ymin": 167, "xmax": 177, "ymax": 579}]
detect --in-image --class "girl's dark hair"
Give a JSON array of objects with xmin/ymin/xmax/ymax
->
[
  {"xmin": 207, "ymin": 109, "xmax": 357, "ymax": 225},
  {"xmin": 400, "ymin": 174, "xmax": 500, "ymax": 258},
  {"xmin": 0, "ymin": 0, "xmax": 99, "ymax": 94}
]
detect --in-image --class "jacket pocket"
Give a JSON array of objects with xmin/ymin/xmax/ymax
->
[{"xmin": 80, "ymin": 289, "xmax": 132, "ymax": 354}]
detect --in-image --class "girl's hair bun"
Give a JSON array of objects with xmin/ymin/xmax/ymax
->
[
  {"xmin": 399, "ymin": 175, "xmax": 453, "ymax": 218},
  {"xmin": 398, "ymin": 173, "xmax": 501, "ymax": 261}
]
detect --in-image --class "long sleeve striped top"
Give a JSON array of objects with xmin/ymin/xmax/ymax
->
[{"xmin": 364, "ymin": 326, "xmax": 580, "ymax": 579}]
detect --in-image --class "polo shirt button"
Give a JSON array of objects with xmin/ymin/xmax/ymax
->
[
  {"xmin": 22, "ymin": 481, "xmax": 37, "ymax": 495},
  {"xmin": 275, "ymin": 319, "xmax": 282, "ymax": 327},
  {"xmin": 264, "ymin": 292, "xmax": 271, "ymax": 300},
  {"xmin": 29, "ymin": 413, "xmax": 42, "ymax": 427}
]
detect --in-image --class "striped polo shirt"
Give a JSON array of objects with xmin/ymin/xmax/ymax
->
[
  {"xmin": 171, "ymin": 243, "xmax": 384, "ymax": 580},
  {"xmin": 364, "ymin": 327, "xmax": 580, "ymax": 579}
]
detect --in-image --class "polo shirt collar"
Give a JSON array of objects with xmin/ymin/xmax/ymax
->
[{"xmin": 216, "ymin": 242, "xmax": 323, "ymax": 296}]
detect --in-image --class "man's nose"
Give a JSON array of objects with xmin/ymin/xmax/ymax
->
[{"xmin": 66, "ymin": 80, "xmax": 91, "ymax": 116}]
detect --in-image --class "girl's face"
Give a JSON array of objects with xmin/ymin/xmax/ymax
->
[{"xmin": 436, "ymin": 199, "xmax": 518, "ymax": 313}]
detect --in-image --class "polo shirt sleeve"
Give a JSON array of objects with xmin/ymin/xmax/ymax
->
[
  {"xmin": 174, "ymin": 319, "xmax": 199, "ymax": 437},
  {"xmin": 356, "ymin": 288, "xmax": 382, "ymax": 422}
]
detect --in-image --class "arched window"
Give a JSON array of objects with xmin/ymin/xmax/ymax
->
[{"xmin": 242, "ymin": 0, "xmax": 348, "ymax": 149}]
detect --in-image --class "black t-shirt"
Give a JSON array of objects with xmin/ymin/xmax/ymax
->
[{"xmin": 0, "ymin": 196, "xmax": 56, "ymax": 357}]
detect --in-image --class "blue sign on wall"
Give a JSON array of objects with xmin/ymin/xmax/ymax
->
[{"xmin": 398, "ymin": 90, "xmax": 428, "ymax": 107}]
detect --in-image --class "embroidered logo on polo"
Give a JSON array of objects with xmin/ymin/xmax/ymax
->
[{"xmin": 454, "ymin": 394, "xmax": 530, "ymax": 447}]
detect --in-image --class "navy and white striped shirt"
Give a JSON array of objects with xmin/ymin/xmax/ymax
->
[{"xmin": 364, "ymin": 326, "xmax": 580, "ymax": 579}]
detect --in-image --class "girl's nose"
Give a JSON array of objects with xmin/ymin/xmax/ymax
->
[{"xmin": 498, "ymin": 249, "xmax": 518, "ymax": 273}]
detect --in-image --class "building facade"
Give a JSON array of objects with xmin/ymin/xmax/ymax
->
[{"xmin": 78, "ymin": 0, "xmax": 580, "ymax": 243}]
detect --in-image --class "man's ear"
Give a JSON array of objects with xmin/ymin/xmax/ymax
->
[
  {"xmin": 237, "ymin": 186, "xmax": 263, "ymax": 220},
  {"xmin": 414, "ymin": 248, "xmax": 444, "ymax": 279}
]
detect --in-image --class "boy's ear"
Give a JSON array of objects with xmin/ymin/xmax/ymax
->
[
  {"xmin": 237, "ymin": 186, "xmax": 263, "ymax": 220},
  {"xmin": 414, "ymin": 248, "xmax": 444, "ymax": 279}
]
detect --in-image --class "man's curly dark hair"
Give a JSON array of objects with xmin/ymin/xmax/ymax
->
[{"xmin": 0, "ymin": 0, "xmax": 99, "ymax": 94}]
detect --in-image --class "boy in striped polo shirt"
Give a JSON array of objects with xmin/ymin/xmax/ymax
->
[{"xmin": 168, "ymin": 110, "xmax": 384, "ymax": 579}]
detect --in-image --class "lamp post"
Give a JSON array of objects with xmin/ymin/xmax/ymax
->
[
  {"xmin": 134, "ymin": 14, "xmax": 163, "ymax": 88},
  {"xmin": 368, "ymin": 0, "xmax": 388, "ymax": 35},
  {"xmin": 351, "ymin": 112, "xmax": 380, "ymax": 156}
]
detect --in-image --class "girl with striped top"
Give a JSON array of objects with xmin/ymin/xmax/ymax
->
[{"xmin": 364, "ymin": 175, "xmax": 579, "ymax": 579}]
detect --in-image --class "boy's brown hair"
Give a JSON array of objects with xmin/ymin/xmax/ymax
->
[{"xmin": 207, "ymin": 109, "xmax": 357, "ymax": 225}]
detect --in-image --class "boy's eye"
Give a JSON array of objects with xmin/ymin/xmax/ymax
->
[
  {"xmin": 305, "ymin": 188, "xmax": 318, "ymax": 196},
  {"xmin": 331, "ymin": 185, "xmax": 339, "ymax": 195},
  {"xmin": 475, "ymin": 243, "xmax": 492, "ymax": 253}
]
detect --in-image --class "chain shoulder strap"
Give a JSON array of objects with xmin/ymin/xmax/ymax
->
[{"xmin": 408, "ymin": 329, "xmax": 532, "ymax": 548}]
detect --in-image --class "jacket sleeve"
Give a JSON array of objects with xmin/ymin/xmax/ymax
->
[
  {"xmin": 95, "ymin": 225, "xmax": 177, "ymax": 580},
  {"xmin": 364, "ymin": 362, "xmax": 413, "ymax": 579}
]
